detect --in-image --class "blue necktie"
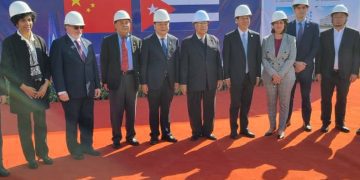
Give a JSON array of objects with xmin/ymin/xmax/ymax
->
[
  {"xmin": 297, "ymin": 22, "xmax": 304, "ymax": 46},
  {"xmin": 161, "ymin": 38, "xmax": 167, "ymax": 56},
  {"xmin": 241, "ymin": 33, "xmax": 248, "ymax": 73}
]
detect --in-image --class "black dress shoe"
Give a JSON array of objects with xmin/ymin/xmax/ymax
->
[
  {"xmin": 0, "ymin": 165, "xmax": 9, "ymax": 177},
  {"xmin": 72, "ymin": 154, "xmax": 84, "ymax": 160},
  {"xmin": 240, "ymin": 131, "xmax": 255, "ymax": 138},
  {"xmin": 264, "ymin": 131, "xmax": 275, "ymax": 136},
  {"xmin": 303, "ymin": 124, "xmax": 312, "ymax": 132},
  {"xmin": 150, "ymin": 138, "xmax": 159, "ymax": 145},
  {"xmin": 27, "ymin": 160, "xmax": 38, "ymax": 169},
  {"xmin": 112, "ymin": 143, "xmax": 121, "ymax": 149},
  {"xmin": 230, "ymin": 134, "xmax": 240, "ymax": 140},
  {"xmin": 321, "ymin": 124, "xmax": 330, "ymax": 133},
  {"xmin": 161, "ymin": 135, "xmax": 178, "ymax": 143},
  {"xmin": 82, "ymin": 148, "xmax": 101, "ymax": 156},
  {"xmin": 205, "ymin": 134, "xmax": 217, "ymax": 140},
  {"xmin": 356, "ymin": 129, "xmax": 360, "ymax": 135},
  {"xmin": 190, "ymin": 135, "xmax": 200, "ymax": 141},
  {"xmin": 126, "ymin": 138, "xmax": 140, "ymax": 146},
  {"xmin": 39, "ymin": 156, "xmax": 53, "ymax": 165},
  {"xmin": 336, "ymin": 126, "xmax": 350, "ymax": 133}
]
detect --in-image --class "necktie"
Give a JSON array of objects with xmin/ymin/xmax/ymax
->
[
  {"xmin": 121, "ymin": 37, "xmax": 128, "ymax": 72},
  {"xmin": 161, "ymin": 38, "xmax": 167, "ymax": 56},
  {"xmin": 74, "ymin": 40, "xmax": 86, "ymax": 61},
  {"xmin": 241, "ymin": 33, "xmax": 248, "ymax": 73},
  {"xmin": 297, "ymin": 22, "xmax": 304, "ymax": 46}
]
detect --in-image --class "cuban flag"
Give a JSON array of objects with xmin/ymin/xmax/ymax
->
[{"xmin": 141, "ymin": 0, "xmax": 220, "ymax": 32}]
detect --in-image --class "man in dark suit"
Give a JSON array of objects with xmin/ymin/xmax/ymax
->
[
  {"xmin": 180, "ymin": 10, "xmax": 223, "ymax": 141},
  {"xmin": 286, "ymin": 0, "xmax": 319, "ymax": 131},
  {"xmin": 140, "ymin": 9, "xmax": 179, "ymax": 145},
  {"xmin": 0, "ymin": 77, "xmax": 9, "ymax": 176},
  {"xmin": 223, "ymin": 5, "xmax": 261, "ymax": 139},
  {"xmin": 100, "ymin": 10, "xmax": 141, "ymax": 149},
  {"xmin": 50, "ymin": 11, "xmax": 101, "ymax": 159},
  {"xmin": 315, "ymin": 4, "xmax": 360, "ymax": 133}
]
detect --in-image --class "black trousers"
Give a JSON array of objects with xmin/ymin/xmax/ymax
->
[
  {"xmin": 187, "ymin": 89, "xmax": 216, "ymax": 136},
  {"xmin": 229, "ymin": 74, "xmax": 254, "ymax": 135},
  {"xmin": 62, "ymin": 98, "xmax": 94, "ymax": 155},
  {"xmin": 148, "ymin": 77, "xmax": 174, "ymax": 138},
  {"xmin": 109, "ymin": 74, "xmax": 137, "ymax": 143},
  {"xmin": 17, "ymin": 110, "xmax": 49, "ymax": 162},
  {"xmin": 288, "ymin": 65, "xmax": 313, "ymax": 125},
  {"xmin": 321, "ymin": 71, "xmax": 350, "ymax": 126}
]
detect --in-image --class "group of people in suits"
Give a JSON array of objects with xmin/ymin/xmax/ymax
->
[{"xmin": 0, "ymin": 0, "xmax": 360, "ymax": 176}]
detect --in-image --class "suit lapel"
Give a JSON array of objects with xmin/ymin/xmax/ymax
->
[
  {"xmin": 65, "ymin": 35, "xmax": 84, "ymax": 63},
  {"xmin": 112, "ymin": 34, "xmax": 120, "ymax": 64},
  {"xmin": 338, "ymin": 28, "xmax": 348, "ymax": 53},
  {"xmin": 191, "ymin": 34, "xmax": 206, "ymax": 59}
]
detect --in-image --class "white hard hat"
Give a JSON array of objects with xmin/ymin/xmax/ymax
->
[
  {"xmin": 331, "ymin": 4, "xmax": 348, "ymax": 15},
  {"xmin": 153, "ymin": 9, "xmax": 170, "ymax": 22},
  {"xmin": 292, "ymin": 0, "xmax": 309, "ymax": 6},
  {"xmin": 193, "ymin": 10, "xmax": 210, "ymax": 23},
  {"xmin": 9, "ymin": 1, "xmax": 33, "ymax": 18},
  {"xmin": 114, "ymin": 10, "xmax": 131, "ymax": 22},
  {"xmin": 271, "ymin": 11, "xmax": 288, "ymax": 23},
  {"xmin": 64, "ymin": 11, "xmax": 85, "ymax": 26},
  {"xmin": 234, "ymin": 4, "xmax": 252, "ymax": 18}
]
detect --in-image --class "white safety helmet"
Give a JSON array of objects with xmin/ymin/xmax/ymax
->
[
  {"xmin": 271, "ymin": 10, "xmax": 288, "ymax": 23},
  {"xmin": 331, "ymin": 4, "xmax": 348, "ymax": 16},
  {"xmin": 234, "ymin": 4, "xmax": 252, "ymax": 18},
  {"xmin": 64, "ymin": 11, "xmax": 85, "ymax": 26},
  {"xmin": 292, "ymin": 0, "xmax": 309, "ymax": 6},
  {"xmin": 153, "ymin": 9, "xmax": 170, "ymax": 22},
  {"xmin": 193, "ymin": 10, "xmax": 210, "ymax": 23},
  {"xmin": 9, "ymin": 1, "xmax": 33, "ymax": 18},
  {"xmin": 114, "ymin": 10, "xmax": 131, "ymax": 22}
]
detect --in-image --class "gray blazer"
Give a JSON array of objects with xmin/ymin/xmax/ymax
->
[{"xmin": 262, "ymin": 33, "xmax": 296, "ymax": 83}]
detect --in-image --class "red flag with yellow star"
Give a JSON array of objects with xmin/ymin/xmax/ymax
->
[{"xmin": 64, "ymin": 0, "xmax": 132, "ymax": 33}]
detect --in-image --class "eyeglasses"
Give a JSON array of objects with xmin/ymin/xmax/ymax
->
[{"xmin": 72, "ymin": 26, "xmax": 84, "ymax": 30}]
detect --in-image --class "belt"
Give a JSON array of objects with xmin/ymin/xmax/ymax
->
[{"xmin": 121, "ymin": 70, "xmax": 135, "ymax": 75}]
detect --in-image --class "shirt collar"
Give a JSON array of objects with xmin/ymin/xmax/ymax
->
[
  {"xmin": 118, "ymin": 33, "xmax": 130, "ymax": 40},
  {"xmin": 196, "ymin": 33, "xmax": 207, "ymax": 40},
  {"xmin": 238, "ymin": 28, "xmax": 248, "ymax": 36},
  {"xmin": 17, "ymin": 30, "xmax": 35, "ymax": 42},
  {"xmin": 156, "ymin": 33, "xmax": 168, "ymax": 41},
  {"xmin": 296, "ymin": 18, "xmax": 307, "ymax": 25},
  {"xmin": 334, "ymin": 27, "xmax": 345, "ymax": 33},
  {"xmin": 67, "ymin": 33, "xmax": 82, "ymax": 42}
]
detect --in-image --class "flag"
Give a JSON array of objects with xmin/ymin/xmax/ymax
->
[
  {"xmin": 47, "ymin": 12, "xmax": 60, "ymax": 49},
  {"xmin": 140, "ymin": 0, "xmax": 220, "ymax": 32},
  {"xmin": 63, "ymin": 0, "xmax": 132, "ymax": 33}
]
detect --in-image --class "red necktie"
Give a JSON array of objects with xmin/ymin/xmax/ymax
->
[
  {"xmin": 74, "ymin": 40, "xmax": 86, "ymax": 61},
  {"xmin": 121, "ymin": 37, "xmax": 128, "ymax": 72}
]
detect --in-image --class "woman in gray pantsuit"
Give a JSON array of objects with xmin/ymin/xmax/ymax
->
[{"xmin": 262, "ymin": 11, "xmax": 296, "ymax": 139}]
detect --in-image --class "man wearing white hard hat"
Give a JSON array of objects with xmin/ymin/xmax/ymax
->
[
  {"xmin": 50, "ymin": 11, "xmax": 101, "ymax": 160},
  {"xmin": 180, "ymin": 10, "xmax": 223, "ymax": 141},
  {"xmin": 315, "ymin": 4, "xmax": 360, "ymax": 133},
  {"xmin": 0, "ymin": 1, "xmax": 53, "ymax": 170},
  {"xmin": 262, "ymin": 11, "xmax": 296, "ymax": 139},
  {"xmin": 140, "ymin": 9, "xmax": 180, "ymax": 145},
  {"xmin": 223, "ymin": 4, "xmax": 262, "ymax": 139},
  {"xmin": 286, "ymin": 0, "xmax": 320, "ymax": 132},
  {"xmin": 100, "ymin": 10, "xmax": 141, "ymax": 149}
]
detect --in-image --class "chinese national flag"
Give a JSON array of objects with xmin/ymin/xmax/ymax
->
[{"xmin": 64, "ymin": 0, "xmax": 132, "ymax": 33}]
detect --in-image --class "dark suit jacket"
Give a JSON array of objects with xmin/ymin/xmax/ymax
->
[
  {"xmin": 223, "ymin": 29, "xmax": 261, "ymax": 86},
  {"xmin": 0, "ymin": 32, "xmax": 50, "ymax": 113},
  {"xmin": 100, "ymin": 33, "xmax": 141, "ymax": 90},
  {"xmin": 50, "ymin": 35, "xmax": 100, "ymax": 99},
  {"xmin": 140, "ymin": 33, "xmax": 180, "ymax": 90},
  {"xmin": 287, "ymin": 20, "xmax": 319, "ymax": 66},
  {"xmin": 180, "ymin": 34, "xmax": 223, "ymax": 91},
  {"xmin": 315, "ymin": 27, "xmax": 360, "ymax": 79}
]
